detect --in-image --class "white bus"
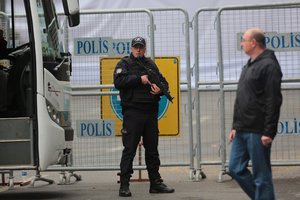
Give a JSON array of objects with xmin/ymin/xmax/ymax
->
[{"xmin": 0, "ymin": 0, "xmax": 79, "ymax": 184}]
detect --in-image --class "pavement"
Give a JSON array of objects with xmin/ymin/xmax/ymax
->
[{"xmin": 0, "ymin": 166, "xmax": 300, "ymax": 200}]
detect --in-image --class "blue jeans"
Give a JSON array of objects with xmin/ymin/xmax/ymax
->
[{"xmin": 229, "ymin": 132, "xmax": 275, "ymax": 200}]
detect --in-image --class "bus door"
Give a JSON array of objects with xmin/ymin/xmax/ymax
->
[
  {"xmin": 0, "ymin": 0, "xmax": 79, "ymax": 171},
  {"xmin": 0, "ymin": 1, "xmax": 35, "ymax": 169}
]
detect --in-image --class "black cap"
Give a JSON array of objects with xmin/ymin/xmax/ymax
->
[{"xmin": 131, "ymin": 36, "xmax": 146, "ymax": 47}]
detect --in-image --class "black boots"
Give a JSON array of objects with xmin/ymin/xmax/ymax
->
[
  {"xmin": 119, "ymin": 178, "xmax": 174, "ymax": 197},
  {"xmin": 119, "ymin": 184, "xmax": 132, "ymax": 197},
  {"xmin": 119, "ymin": 177, "xmax": 132, "ymax": 197},
  {"xmin": 149, "ymin": 179, "xmax": 175, "ymax": 193}
]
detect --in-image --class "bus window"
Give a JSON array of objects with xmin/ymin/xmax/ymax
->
[{"xmin": 38, "ymin": 0, "xmax": 60, "ymax": 61}]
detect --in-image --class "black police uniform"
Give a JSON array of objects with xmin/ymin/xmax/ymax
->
[{"xmin": 114, "ymin": 53, "xmax": 169, "ymax": 183}]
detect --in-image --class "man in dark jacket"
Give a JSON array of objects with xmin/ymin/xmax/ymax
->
[
  {"xmin": 228, "ymin": 28, "xmax": 282, "ymax": 200},
  {"xmin": 114, "ymin": 36, "xmax": 174, "ymax": 197}
]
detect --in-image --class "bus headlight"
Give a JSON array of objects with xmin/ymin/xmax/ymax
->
[{"xmin": 46, "ymin": 100, "xmax": 71, "ymax": 127}]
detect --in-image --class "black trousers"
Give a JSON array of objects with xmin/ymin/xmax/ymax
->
[{"xmin": 120, "ymin": 107, "xmax": 161, "ymax": 181}]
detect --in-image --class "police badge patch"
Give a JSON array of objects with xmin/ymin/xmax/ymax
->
[{"xmin": 116, "ymin": 68, "xmax": 122, "ymax": 74}]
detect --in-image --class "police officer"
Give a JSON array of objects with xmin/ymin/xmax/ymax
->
[{"xmin": 114, "ymin": 36, "xmax": 174, "ymax": 197}]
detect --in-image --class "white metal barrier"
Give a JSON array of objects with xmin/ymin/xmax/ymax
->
[
  {"xmin": 49, "ymin": 8, "xmax": 194, "ymax": 183},
  {"xmin": 194, "ymin": 2, "xmax": 300, "ymax": 182},
  {"xmin": 47, "ymin": 3, "xmax": 300, "ymax": 184}
]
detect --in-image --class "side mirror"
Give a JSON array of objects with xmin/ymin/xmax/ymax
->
[{"xmin": 62, "ymin": 0, "xmax": 80, "ymax": 27}]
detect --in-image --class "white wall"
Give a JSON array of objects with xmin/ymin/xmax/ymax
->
[{"xmin": 78, "ymin": 0, "xmax": 294, "ymax": 17}]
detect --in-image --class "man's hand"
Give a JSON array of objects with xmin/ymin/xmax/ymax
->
[
  {"xmin": 261, "ymin": 135, "xmax": 273, "ymax": 147},
  {"xmin": 229, "ymin": 129, "xmax": 236, "ymax": 143},
  {"xmin": 141, "ymin": 75, "xmax": 150, "ymax": 85},
  {"xmin": 150, "ymin": 83, "xmax": 161, "ymax": 95},
  {"xmin": 141, "ymin": 75, "xmax": 161, "ymax": 95}
]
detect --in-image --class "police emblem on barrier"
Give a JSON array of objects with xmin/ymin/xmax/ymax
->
[{"xmin": 110, "ymin": 88, "xmax": 169, "ymax": 120}]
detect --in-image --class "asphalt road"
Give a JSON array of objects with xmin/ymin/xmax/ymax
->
[{"xmin": 1, "ymin": 166, "xmax": 300, "ymax": 200}]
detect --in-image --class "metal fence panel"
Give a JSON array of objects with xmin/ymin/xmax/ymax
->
[
  {"xmin": 194, "ymin": 3, "xmax": 300, "ymax": 181},
  {"xmin": 67, "ymin": 9, "xmax": 154, "ymax": 168},
  {"xmin": 193, "ymin": 9, "xmax": 222, "ymax": 179},
  {"xmin": 61, "ymin": 9, "xmax": 193, "ymax": 171},
  {"xmin": 149, "ymin": 8, "xmax": 193, "ymax": 169},
  {"xmin": 52, "ymin": 3, "xmax": 300, "ymax": 182},
  {"xmin": 217, "ymin": 3, "xmax": 300, "ymax": 168}
]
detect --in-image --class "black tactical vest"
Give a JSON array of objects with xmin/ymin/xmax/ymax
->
[{"xmin": 122, "ymin": 56, "xmax": 159, "ymax": 103}]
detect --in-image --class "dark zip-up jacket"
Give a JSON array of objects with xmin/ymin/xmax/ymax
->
[{"xmin": 232, "ymin": 49, "xmax": 282, "ymax": 139}]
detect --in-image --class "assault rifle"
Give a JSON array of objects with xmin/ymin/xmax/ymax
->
[{"xmin": 137, "ymin": 56, "xmax": 174, "ymax": 103}]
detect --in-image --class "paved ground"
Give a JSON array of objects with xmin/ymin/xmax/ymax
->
[{"xmin": 1, "ymin": 166, "xmax": 300, "ymax": 200}]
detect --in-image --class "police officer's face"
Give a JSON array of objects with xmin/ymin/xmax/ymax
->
[{"xmin": 131, "ymin": 44, "xmax": 146, "ymax": 58}]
